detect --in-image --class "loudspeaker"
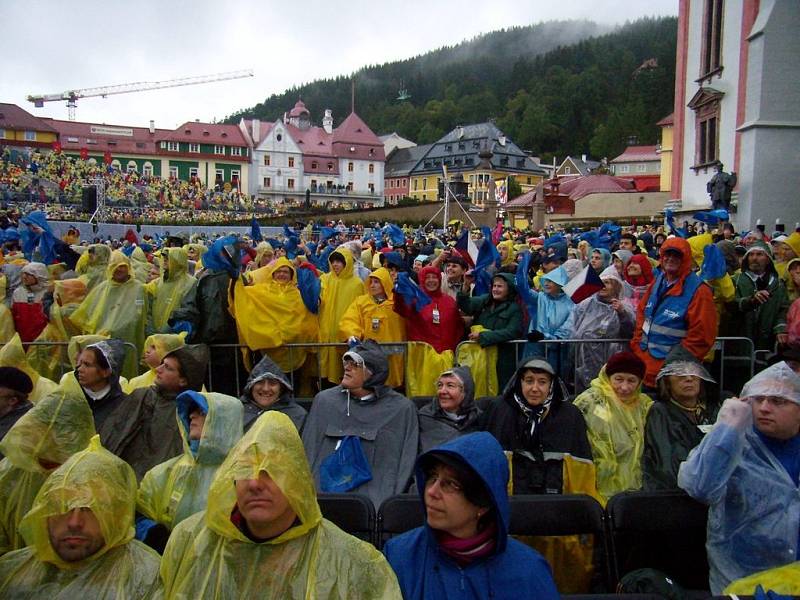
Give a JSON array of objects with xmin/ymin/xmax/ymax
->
[{"xmin": 81, "ymin": 186, "xmax": 97, "ymax": 213}]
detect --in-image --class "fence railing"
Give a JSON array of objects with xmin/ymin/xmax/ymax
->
[{"xmin": 25, "ymin": 339, "xmax": 140, "ymax": 381}]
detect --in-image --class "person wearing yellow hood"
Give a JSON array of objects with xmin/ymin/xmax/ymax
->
[
  {"xmin": 773, "ymin": 231, "xmax": 800, "ymax": 278},
  {"xmin": 231, "ymin": 256, "xmax": 319, "ymax": 374},
  {"xmin": 128, "ymin": 245, "xmax": 151, "ymax": 283},
  {"xmin": 0, "ymin": 272, "xmax": 16, "ymax": 345},
  {"xmin": 497, "ymin": 239, "xmax": 516, "ymax": 268},
  {"xmin": 76, "ymin": 243, "xmax": 111, "ymax": 291},
  {"xmin": 0, "ymin": 333, "xmax": 59, "ymax": 403},
  {"xmin": 125, "ymin": 332, "xmax": 186, "ymax": 393},
  {"xmin": 574, "ymin": 351, "xmax": 653, "ymax": 501},
  {"xmin": 146, "ymin": 246, "xmax": 197, "ymax": 332},
  {"xmin": 319, "ymin": 247, "xmax": 366, "ymax": 384},
  {"xmin": 69, "ymin": 250, "xmax": 149, "ymax": 379},
  {"xmin": 158, "ymin": 411, "xmax": 401, "ymax": 599},
  {"xmin": 0, "ymin": 436, "xmax": 161, "ymax": 598},
  {"xmin": 0, "ymin": 386, "xmax": 95, "ymax": 556},
  {"xmin": 137, "ymin": 390, "xmax": 242, "ymax": 548},
  {"xmin": 339, "ymin": 267, "xmax": 406, "ymax": 388}
]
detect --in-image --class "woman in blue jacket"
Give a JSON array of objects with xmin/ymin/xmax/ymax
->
[{"xmin": 383, "ymin": 432, "xmax": 559, "ymax": 600}]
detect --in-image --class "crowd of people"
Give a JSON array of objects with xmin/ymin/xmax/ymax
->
[{"xmin": 0, "ymin": 203, "xmax": 798, "ymax": 598}]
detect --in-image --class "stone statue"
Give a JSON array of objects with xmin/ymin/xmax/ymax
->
[{"xmin": 707, "ymin": 161, "xmax": 737, "ymax": 211}]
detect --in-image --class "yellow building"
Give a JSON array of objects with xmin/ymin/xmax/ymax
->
[
  {"xmin": 657, "ymin": 113, "xmax": 673, "ymax": 193},
  {"xmin": 0, "ymin": 103, "xmax": 58, "ymax": 149}
]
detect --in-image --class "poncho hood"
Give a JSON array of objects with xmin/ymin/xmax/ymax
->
[{"xmin": 176, "ymin": 390, "xmax": 244, "ymax": 463}]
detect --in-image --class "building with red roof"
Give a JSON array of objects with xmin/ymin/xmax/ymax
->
[
  {"xmin": 240, "ymin": 100, "xmax": 385, "ymax": 207},
  {"xmin": 0, "ymin": 103, "xmax": 58, "ymax": 149},
  {"xmin": 609, "ymin": 145, "xmax": 661, "ymax": 192}
]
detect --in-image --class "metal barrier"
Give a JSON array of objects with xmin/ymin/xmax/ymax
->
[{"xmin": 454, "ymin": 336, "xmax": 756, "ymax": 401}]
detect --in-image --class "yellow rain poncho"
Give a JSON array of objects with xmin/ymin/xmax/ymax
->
[
  {"xmin": 70, "ymin": 251, "xmax": 148, "ymax": 379},
  {"xmin": 77, "ymin": 244, "xmax": 111, "ymax": 291},
  {"xmin": 573, "ymin": 367, "xmax": 653, "ymax": 501},
  {"xmin": 456, "ymin": 328, "xmax": 499, "ymax": 397},
  {"xmin": 0, "ymin": 436, "xmax": 161, "ymax": 598},
  {"xmin": 231, "ymin": 257, "xmax": 320, "ymax": 373},
  {"xmin": 0, "ymin": 386, "xmax": 95, "ymax": 556},
  {"xmin": 125, "ymin": 332, "xmax": 186, "ymax": 393},
  {"xmin": 137, "ymin": 391, "xmax": 243, "ymax": 530},
  {"xmin": 405, "ymin": 342, "xmax": 454, "ymax": 397},
  {"xmin": 0, "ymin": 333, "xmax": 58, "ymax": 404},
  {"xmin": 497, "ymin": 239, "xmax": 516, "ymax": 267},
  {"xmin": 339, "ymin": 267, "xmax": 406, "ymax": 388},
  {"xmin": 129, "ymin": 246, "xmax": 150, "ymax": 283},
  {"xmin": 146, "ymin": 247, "xmax": 197, "ymax": 331},
  {"xmin": 319, "ymin": 247, "xmax": 366, "ymax": 383},
  {"xmin": 27, "ymin": 279, "xmax": 88, "ymax": 382},
  {"xmin": 159, "ymin": 411, "xmax": 401, "ymax": 599},
  {"xmin": 0, "ymin": 275, "xmax": 15, "ymax": 345}
]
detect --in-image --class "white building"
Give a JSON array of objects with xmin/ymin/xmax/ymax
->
[{"xmin": 670, "ymin": 0, "xmax": 800, "ymax": 229}]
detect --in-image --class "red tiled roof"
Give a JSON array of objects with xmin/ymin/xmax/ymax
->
[
  {"xmin": 0, "ymin": 103, "xmax": 58, "ymax": 133},
  {"xmin": 288, "ymin": 99, "xmax": 310, "ymax": 118},
  {"xmin": 161, "ymin": 122, "xmax": 248, "ymax": 146},
  {"xmin": 557, "ymin": 174, "xmax": 636, "ymax": 200},
  {"xmin": 242, "ymin": 119, "xmax": 274, "ymax": 146},
  {"xmin": 42, "ymin": 117, "xmax": 170, "ymax": 155},
  {"xmin": 656, "ymin": 112, "xmax": 674, "ymax": 126},
  {"xmin": 332, "ymin": 112, "xmax": 383, "ymax": 148},
  {"xmin": 610, "ymin": 145, "xmax": 660, "ymax": 163}
]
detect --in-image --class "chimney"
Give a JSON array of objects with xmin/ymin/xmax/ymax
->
[
  {"xmin": 323, "ymin": 109, "xmax": 333, "ymax": 134},
  {"xmin": 252, "ymin": 118, "xmax": 260, "ymax": 143},
  {"xmin": 581, "ymin": 154, "xmax": 587, "ymax": 163},
  {"xmin": 498, "ymin": 134, "xmax": 506, "ymax": 146},
  {"xmin": 149, "ymin": 120, "xmax": 155, "ymax": 134}
]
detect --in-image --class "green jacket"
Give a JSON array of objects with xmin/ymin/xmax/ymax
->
[
  {"xmin": 734, "ymin": 269, "xmax": 789, "ymax": 351},
  {"xmin": 169, "ymin": 270, "xmax": 237, "ymax": 344},
  {"xmin": 457, "ymin": 273, "xmax": 523, "ymax": 389}
]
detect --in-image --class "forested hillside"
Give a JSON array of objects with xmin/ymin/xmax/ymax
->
[{"xmin": 226, "ymin": 17, "xmax": 676, "ymax": 162}]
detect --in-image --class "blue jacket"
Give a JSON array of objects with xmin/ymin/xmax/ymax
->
[
  {"xmin": 678, "ymin": 423, "xmax": 800, "ymax": 593},
  {"xmin": 383, "ymin": 433, "xmax": 559, "ymax": 600},
  {"xmin": 640, "ymin": 270, "xmax": 703, "ymax": 359}
]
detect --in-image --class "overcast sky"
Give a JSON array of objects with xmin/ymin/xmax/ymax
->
[{"xmin": 2, "ymin": 0, "xmax": 676, "ymax": 129}]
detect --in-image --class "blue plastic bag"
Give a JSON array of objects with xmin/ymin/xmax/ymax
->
[{"xmin": 319, "ymin": 435, "xmax": 373, "ymax": 493}]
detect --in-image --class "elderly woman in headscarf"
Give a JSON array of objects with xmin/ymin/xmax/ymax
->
[
  {"xmin": 611, "ymin": 249, "xmax": 633, "ymax": 279},
  {"xmin": 240, "ymin": 354, "xmax": 306, "ymax": 433},
  {"xmin": 11, "ymin": 262, "xmax": 50, "ymax": 343},
  {"xmin": 572, "ymin": 266, "xmax": 636, "ymax": 393},
  {"xmin": 642, "ymin": 346, "xmax": 718, "ymax": 491},
  {"xmin": 623, "ymin": 254, "xmax": 655, "ymax": 312}
]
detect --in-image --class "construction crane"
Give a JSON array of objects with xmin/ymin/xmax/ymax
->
[{"xmin": 27, "ymin": 69, "xmax": 254, "ymax": 120}]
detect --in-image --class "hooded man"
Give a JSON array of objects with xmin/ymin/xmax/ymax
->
[
  {"xmin": 70, "ymin": 250, "xmax": 149, "ymax": 379},
  {"xmin": 679, "ymin": 362, "xmax": 800, "ymax": 593},
  {"xmin": 0, "ymin": 388, "xmax": 95, "ymax": 556},
  {"xmin": 147, "ymin": 246, "xmax": 197, "ymax": 332},
  {"xmin": 158, "ymin": 411, "xmax": 402, "ymax": 598},
  {"xmin": 137, "ymin": 390, "xmax": 243, "ymax": 540},
  {"xmin": 0, "ymin": 366, "xmax": 33, "ymax": 455},
  {"xmin": 99, "ymin": 344, "xmax": 210, "ymax": 480},
  {"xmin": 240, "ymin": 355, "xmax": 307, "ymax": 433},
  {"xmin": 302, "ymin": 340, "xmax": 418, "ymax": 509},
  {"xmin": 0, "ymin": 436, "xmax": 160, "ymax": 598},
  {"xmin": 631, "ymin": 237, "xmax": 718, "ymax": 388},
  {"xmin": 734, "ymin": 240, "xmax": 790, "ymax": 351},
  {"xmin": 418, "ymin": 366, "xmax": 481, "ymax": 453},
  {"xmin": 169, "ymin": 235, "xmax": 243, "ymax": 396}
]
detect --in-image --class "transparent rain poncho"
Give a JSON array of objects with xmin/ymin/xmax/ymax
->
[
  {"xmin": 69, "ymin": 251, "xmax": 148, "ymax": 379},
  {"xmin": 147, "ymin": 247, "xmax": 197, "ymax": 332},
  {"xmin": 0, "ymin": 436, "xmax": 161, "ymax": 598},
  {"xmin": 740, "ymin": 361, "xmax": 800, "ymax": 402},
  {"xmin": 573, "ymin": 366, "xmax": 653, "ymax": 500},
  {"xmin": 0, "ymin": 333, "xmax": 58, "ymax": 403},
  {"xmin": 137, "ymin": 391, "xmax": 243, "ymax": 530},
  {"xmin": 0, "ymin": 386, "xmax": 95, "ymax": 556},
  {"xmin": 0, "ymin": 274, "xmax": 15, "ymax": 345},
  {"xmin": 76, "ymin": 244, "xmax": 111, "ymax": 291},
  {"xmin": 159, "ymin": 411, "xmax": 401, "ymax": 599}
]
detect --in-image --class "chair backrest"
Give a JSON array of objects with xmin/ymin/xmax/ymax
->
[
  {"xmin": 606, "ymin": 490, "xmax": 709, "ymax": 591},
  {"xmin": 295, "ymin": 397, "xmax": 314, "ymax": 412},
  {"xmin": 317, "ymin": 492, "xmax": 376, "ymax": 545},
  {"xmin": 411, "ymin": 396, "xmax": 432, "ymax": 410},
  {"xmin": 377, "ymin": 494, "xmax": 425, "ymax": 548},
  {"xmin": 509, "ymin": 494, "xmax": 605, "ymax": 537}
]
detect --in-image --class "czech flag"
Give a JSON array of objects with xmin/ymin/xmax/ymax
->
[
  {"xmin": 454, "ymin": 227, "xmax": 479, "ymax": 268},
  {"xmin": 563, "ymin": 265, "xmax": 604, "ymax": 304}
]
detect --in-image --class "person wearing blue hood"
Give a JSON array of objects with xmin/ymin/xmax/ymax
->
[
  {"xmin": 169, "ymin": 235, "xmax": 243, "ymax": 396},
  {"xmin": 383, "ymin": 432, "xmax": 559, "ymax": 600}
]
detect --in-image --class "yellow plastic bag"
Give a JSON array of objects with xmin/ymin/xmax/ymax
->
[
  {"xmin": 724, "ymin": 561, "xmax": 800, "ymax": 595},
  {"xmin": 456, "ymin": 337, "xmax": 498, "ymax": 397}
]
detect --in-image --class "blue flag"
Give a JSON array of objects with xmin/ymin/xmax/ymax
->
[
  {"xmin": 394, "ymin": 272, "xmax": 432, "ymax": 312},
  {"xmin": 693, "ymin": 209, "xmax": 729, "ymax": 225},
  {"xmin": 665, "ymin": 209, "xmax": 688, "ymax": 238},
  {"xmin": 382, "ymin": 223, "xmax": 406, "ymax": 247},
  {"xmin": 250, "ymin": 217, "xmax": 263, "ymax": 242}
]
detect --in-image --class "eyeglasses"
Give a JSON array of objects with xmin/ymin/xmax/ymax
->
[
  {"xmin": 425, "ymin": 472, "xmax": 463, "ymax": 494},
  {"xmin": 750, "ymin": 396, "xmax": 792, "ymax": 408}
]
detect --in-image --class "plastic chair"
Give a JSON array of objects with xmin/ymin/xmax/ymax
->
[{"xmin": 317, "ymin": 492, "xmax": 376, "ymax": 545}]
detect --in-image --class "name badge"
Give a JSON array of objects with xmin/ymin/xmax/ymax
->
[
  {"xmin": 432, "ymin": 308, "xmax": 440, "ymax": 324},
  {"xmin": 371, "ymin": 318, "xmax": 380, "ymax": 331}
]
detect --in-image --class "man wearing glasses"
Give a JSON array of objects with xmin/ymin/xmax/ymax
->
[{"xmin": 679, "ymin": 361, "xmax": 800, "ymax": 593}]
